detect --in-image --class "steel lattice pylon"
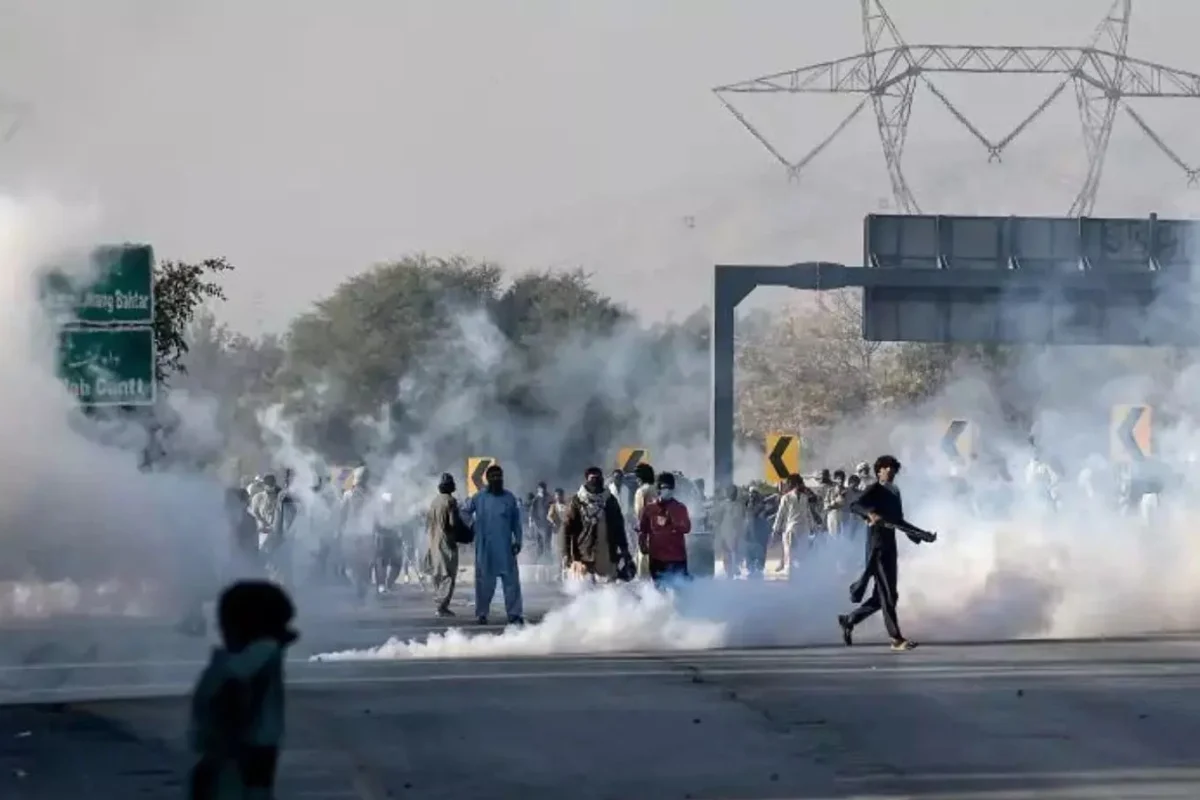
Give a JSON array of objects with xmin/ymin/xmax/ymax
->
[{"xmin": 714, "ymin": 0, "xmax": 1200, "ymax": 216}]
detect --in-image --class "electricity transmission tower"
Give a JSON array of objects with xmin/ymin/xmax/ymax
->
[{"xmin": 713, "ymin": 0, "xmax": 1200, "ymax": 216}]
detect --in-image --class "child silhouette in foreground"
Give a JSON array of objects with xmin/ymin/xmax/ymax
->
[{"xmin": 187, "ymin": 580, "xmax": 298, "ymax": 800}]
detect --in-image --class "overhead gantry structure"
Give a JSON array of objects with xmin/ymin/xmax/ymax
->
[{"xmin": 714, "ymin": 0, "xmax": 1200, "ymax": 216}]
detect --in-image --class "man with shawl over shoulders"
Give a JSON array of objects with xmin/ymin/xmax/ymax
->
[{"xmin": 561, "ymin": 466, "xmax": 634, "ymax": 582}]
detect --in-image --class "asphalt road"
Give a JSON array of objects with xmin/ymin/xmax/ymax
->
[{"xmin": 1, "ymin": 583, "xmax": 1198, "ymax": 799}]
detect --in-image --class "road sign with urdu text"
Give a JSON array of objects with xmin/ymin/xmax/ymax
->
[{"xmin": 58, "ymin": 327, "xmax": 155, "ymax": 406}]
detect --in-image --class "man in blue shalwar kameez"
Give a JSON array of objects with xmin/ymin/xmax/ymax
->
[{"xmin": 462, "ymin": 463, "xmax": 525, "ymax": 625}]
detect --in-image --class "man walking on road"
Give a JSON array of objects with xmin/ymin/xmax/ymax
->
[
  {"xmin": 772, "ymin": 474, "xmax": 814, "ymax": 577},
  {"xmin": 837, "ymin": 455, "xmax": 937, "ymax": 652}
]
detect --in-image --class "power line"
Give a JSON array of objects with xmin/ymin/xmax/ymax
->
[{"xmin": 713, "ymin": 0, "xmax": 1200, "ymax": 216}]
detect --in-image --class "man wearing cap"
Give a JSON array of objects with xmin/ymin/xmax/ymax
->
[
  {"xmin": 461, "ymin": 463, "xmax": 525, "ymax": 625},
  {"xmin": 426, "ymin": 473, "xmax": 471, "ymax": 617}
]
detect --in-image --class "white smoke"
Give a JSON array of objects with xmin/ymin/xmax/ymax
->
[
  {"xmin": 312, "ymin": 343, "xmax": 1200, "ymax": 662},
  {"xmin": 313, "ymin": 580, "xmax": 726, "ymax": 661},
  {"xmin": 312, "ymin": 478, "xmax": 1200, "ymax": 663},
  {"xmin": 0, "ymin": 195, "xmax": 228, "ymax": 620}
]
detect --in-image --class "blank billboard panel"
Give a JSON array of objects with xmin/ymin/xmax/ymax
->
[
  {"xmin": 1011, "ymin": 217, "xmax": 1080, "ymax": 273},
  {"xmin": 858, "ymin": 214, "xmax": 1198, "ymax": 345},
  {"xmin": 864, "ymin": 215, "xmax": 939, "ymax": 269},
  {"xmin": 865, "ymin": 213, "xmax": 1200, "ymax": 274},
  {"xmin": 995, "ymin": 289, "xmax": 1053, "ymax": 343},
  {"xmin": 944, "ymin": 217, "xmax": 1003, "ymax": 270},
  {"xmin": 1080, "ymin": 218, "xmax": 1151, "ymax": 272},
  {"xmin": 863, "ymin": 287, "xmax": 1182, "ymax": 345},
  {"xmin": 862, "ymin": 288, "xmax": 942, "ymax": 341},
  {"xmin": 946, "ymin": 289, "xmax": 998, "ymax": 340},
  {"xmin": 1154, "ymin": 220, "xmax": 1200, "ymax": 270}
]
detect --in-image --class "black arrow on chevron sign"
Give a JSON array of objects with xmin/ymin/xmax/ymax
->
[
  {"xmin": 942, "ymin": 421, "xmax": 967, "ymax": 461},
  {"xmin": 1117, "ymin": 407, "xmax": 1147, "ymax": 461},
  {"xmin": 620, "ymin": 449, "xmax": 646, "ymax": 473},
  {"xmin": 470, "ymin": 459, "xmax": 493, "ymax": 491},
  {"xmin": 768, "ymin": 436, "xmax": 793, "ymax": 481}
]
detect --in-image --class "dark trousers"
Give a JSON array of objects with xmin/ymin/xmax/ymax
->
[
  {"xmin": 846, "ymin": 547, "xmax": 903, "ymax": 640},
  {"xmin": 649, "ymin": 559, "xmax": 689, "ymax": 588},
  {"xmin": 375, "ymin": 532, "xmax": 401, "ymax": 589},
  {"xmin": 743, "ymin": 539, "xmax": 767, "ymax": 578}
]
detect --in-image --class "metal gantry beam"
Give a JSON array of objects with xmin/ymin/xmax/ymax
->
[{"xmin": 715, "ymin": 0, "xmax": 1199, "ymax": 215}]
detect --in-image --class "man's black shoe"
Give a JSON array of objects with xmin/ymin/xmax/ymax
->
[{"xmin": 837, "ymin": 615, "xmax": 853, "ymax": 647}]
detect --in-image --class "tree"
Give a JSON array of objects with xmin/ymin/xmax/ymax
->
[
  {"xmin": 282, "ymin": 255, "xmax": 502, "ymax": 413},
  {"xmin": 873, "ymin": 342, "xmax": 958, "ymax": 408},
  {"xmin": 492, "ymin": 268, "xmax": 628, "ymax": 345},
  {"xmin": 179, "ymin": 308, "xmax": 285, "ymax": 406},
  {"xmin": 153, "ymin": 257, "xmax": 234, "ymax": 384},
  {"xmin": 735, "ymin": 290, "xmax": 881, "ymax": 440}
]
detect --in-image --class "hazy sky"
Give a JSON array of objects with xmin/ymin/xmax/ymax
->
[{"xmin": 3, "ymin": 0, "xmax": 1200, "ymax": 331}]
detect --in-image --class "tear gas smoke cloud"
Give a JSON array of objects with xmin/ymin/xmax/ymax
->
[
  {"xmin": 1, "ymin": 188, "xmax": 1193, "ymax": 670},
  {"xmin": 267, "ymin": 304, "xmax": 763, "ymax": 516},
  {"xmin": 0, "ymin": 196, "xmax": 228, "ymax": 621},
  {"xmin": 315, "ymin": 447, "xmax": 1200, "ymax": 663},
  {"xmin": 311, "ymin": 269, "xmax": 1200, "ymax": 663}
]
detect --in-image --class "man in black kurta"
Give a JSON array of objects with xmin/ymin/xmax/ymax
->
[{"xmin": 837, "ymin": 455, "xmax": 936, "ymax": 652}]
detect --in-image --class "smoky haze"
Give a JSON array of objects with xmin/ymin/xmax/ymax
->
[
  {"xmin": 4, "ymin": 1, "xmax": 1200, "ymax": 685},
  {"xmin": 3, "ymin": 1, "xmax": 1200, "ymax": 330}
]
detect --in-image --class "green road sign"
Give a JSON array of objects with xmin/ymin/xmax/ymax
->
[
  {"xmin": 43, "ymin": 244, "xmax": 154, "ymax": 325},
  {"xmin": 58, "ymin": 327, "xmax": 155, "ymax": 406}
]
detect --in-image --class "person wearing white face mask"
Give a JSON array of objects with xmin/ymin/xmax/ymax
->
[
  {"xmin": 855, "ymin": 462, "xmax": 873, "ymax": 488},
  {"xmin": 637, "ymin": 472, "xmax": 692, "ymax": 587}
]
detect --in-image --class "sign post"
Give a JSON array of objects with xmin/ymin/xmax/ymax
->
[
  {"xmin": 1110, "ymin": 405, "xmax": 1152, "ymax": 462},
  {"xmin": 940, "ymin": 418, "xmax": 975, "ymax": 463},
  {"xmin": 764, "ymin": 433, "xmax": 800, "ymax": 484},
  {"xmin": 43, "ymin": 245, "xmax": 154, "ymax": 325},
  {"xmin": 59, "ymin": 328, "xmax": 156, "ymax": 406},
  {"xmin": 45, "ymin": 245, "xmax": 157, "ymax": 407},
  {"xmin": 616, "ymin": 447, "xmax": 650, "ymax": 473},
  {"xmin": 467, "ymin": 457, "xmax": 496, "ymax": 497}
]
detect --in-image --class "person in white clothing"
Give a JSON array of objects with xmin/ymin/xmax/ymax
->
[
  {"xmin": 772, "ymin": 473, "xmax": 814, "ymax": 576},
  {"xmin": 631, "ymin": 463, "xmax": 657, "ymax": 579},
  {"xmin": 824, "ymin": 469, "xmax": 848, "ymax": 537},
  {"xmin": 1024, "ymin": 453, "xmax": 1061, "ymax": 510}
]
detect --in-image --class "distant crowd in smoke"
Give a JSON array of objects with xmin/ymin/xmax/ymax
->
[{"xmin": 7, "ymin": 192, "xmax": 1200, "ymax": 654}]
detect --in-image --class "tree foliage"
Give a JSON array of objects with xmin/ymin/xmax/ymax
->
[
  {"xmin": 177, "ymin": 253, "xmax": 1044, "ymax": 474},
  {"xmin": 153, "ymin": 257, "xmax": 234, "ymax": 384},
  {"xmin": 282, "ymin": 255, "xmax": 503, "ymax": 414},
  {"xmin": 264, "ymin": 255, "xmax": 639, "ymax": 462},
  {"xmin": 736, "ymin": 290, "xmax": 884, "ymax": 438}
]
